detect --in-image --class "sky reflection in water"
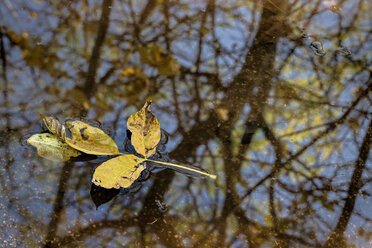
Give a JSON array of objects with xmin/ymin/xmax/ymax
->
[{"xmin": 0, "ymin": 0, "xmax": 371, "ymax": 247}]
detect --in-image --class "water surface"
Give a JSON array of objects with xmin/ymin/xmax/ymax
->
[{"xmin": 0, "ymin": 0, "xmax": 371, "ymax": 247}]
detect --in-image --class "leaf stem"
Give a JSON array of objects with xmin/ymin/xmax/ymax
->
[{"xmin": 146, "ymin": 159, "xmax": 217, "ymax": 179}]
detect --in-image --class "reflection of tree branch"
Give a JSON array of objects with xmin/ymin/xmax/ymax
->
[
  {"xmin": 274, "ymin": 96, "xmax": 371, "ymax": 116},
  {"xmin": 57, "ymin": 170, "xmax": 184, "ymax": 247},
  {"xmin": 98, "ymin": 66, "xmax": 116, "ymax": 85},
  {"xmin": 0, "ymin": 27, "xmax": 11, "ymax": 188},
  {"xmin": 286, "ymin": 81, "xmax": 371, "ymax": 165},
  {"xmin": 83, "ymin": 0, "xmax": 114, "ymax": 99},
  {"xmin": 137, "ymin": 169, "xmax": 183, "ymax": 248},
  {"xmin": 234, "ymin": 207, "xmax": 317, "ymax": 247},
  {"xmin": 0, "ymin": 29, "xmax": 7, "ymax": 82},
  {"xmin": 133, "ymin": 0, "xmax": 157, "ymax": 39},
  {"xmin": 1, "ymin": 0, "xmax": 371, "ymax": 246},
  {"xmin": 0, "ymin": 31, "xmax": 35, "ymax": 233},
  {"xmin": 157, "ymin": 0, "xmax": 291, "ymax": 245},
  {"xmin": 193, "ymin": 0, "xmax": 213, "ymax": 122},
  {"xmin": 150, "ymin": 218, "xmax": 184, "ymax": 248},
  {"xmin": 213, "ymin": 0, "xmax": 290, "ymax": 244},
  {"xmin": 43, "ymin": 162, "xmax": 74, "ymax": 247},
  {"xmin": 239, "ymin": 81, "xmax": 371, "ymax": 203},
  {"xmin": 56, "ymin": 218, "xmax": 135, "ymax": 246},
  {"xmin": 259, "ymin": 113, "xmax": 286, "ymax": 245},
  {"xmin": 162, "ymin": 0, "xmax": 185, "ymax": 135},
  {"xmin": 0, "ymin": 29, "xmax": 33, "ymax": 237},
  {"xmin": 212, "ymin": 79, "xmax": 372, "ymax": 242},
  {"xmin": 43, "ymin": 1, "xmax": 115, "ymax": 246},
  {"xmin": 268, "ymin": 179, "xmax": 281, "ymax": 242},
  {"xmin": 323, "ymin": 118, "xmax": 372, "ymax": 248}
]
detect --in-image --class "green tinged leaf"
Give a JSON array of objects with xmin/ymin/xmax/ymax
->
[
  {"xmin": 127, "ymin": 101, "xmax": 161, "ymax": 158},
  {"xmin": 65, "ymin": 120, "xmax": 120, "ymax": 155},
  {"xmin": 27, "ymin": 133, "xmax": 81, "ymax": 162},
  {"xmin": 92, "ymin": 154, "xmax": 146, "ymax": 189}
]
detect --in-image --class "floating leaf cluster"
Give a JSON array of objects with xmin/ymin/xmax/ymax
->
[{"xmin": 27, "ymin": 101, "xmax": 216, "ymax": 190}]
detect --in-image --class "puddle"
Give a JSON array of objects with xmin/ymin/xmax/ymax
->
[{"xmin": 0, "ymin": 0, "xmax": 371, "ymax": 247}]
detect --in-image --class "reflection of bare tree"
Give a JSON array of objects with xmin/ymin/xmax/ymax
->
[
  {"xmin": 324, "ymin": 117, "xmax": 372, "ymax": 248},
  {"xmin": 43, "ymin": 162, "xmax": 74, "ymax": 247},
  {"xmin": 44, "ymin": 0, "xmax": 114, "ymax": 245},
  {"xmin": 0, "ymin": 0, "xmax": 371, "ymax": 247},
  {"xmin": 83, "ymin": 0, "xmax": 114, "ymax": 100},
  {"xmin": 0, "ymin": 24, "xmax": 10, "ymax": 189}
]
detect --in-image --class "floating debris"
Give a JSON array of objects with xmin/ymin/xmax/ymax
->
[
  {"xmin": 155, "ymin": 200, "xmax": 168, "ymax": 213},
  {"xmin": 337, "ymin": 45, "xmax": 351, "ymax": 57},
  {"xmin": 310, "ymin": 41, "xmax": 326, "ymax": 56},
  {"xmin": 301, "ymin": 32, "xmax": 310, "ymax": 39}
]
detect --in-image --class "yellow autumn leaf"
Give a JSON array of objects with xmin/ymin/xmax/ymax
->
[
  {"xmin": 27, "ymin": 133, "xmax": 81, "ymax": 162},
  {"xmin": 40, "ymin": 114, "xmax": 66, "ymax": 141},
  {"xmin": 92, "ymin": 154, "xmax": 146, "ymax": 189},
  {"xmin": 127, "ymin": 101, "xmax": 161, "ymax": 158},
  {"xmin": 65, "ymin": 120, "xmax": 120, "ymax": 155}
]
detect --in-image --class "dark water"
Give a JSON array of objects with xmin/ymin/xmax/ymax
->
[{"xmin": 0, "ymin": 0, "xmax": 371, "ymax": 247}]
